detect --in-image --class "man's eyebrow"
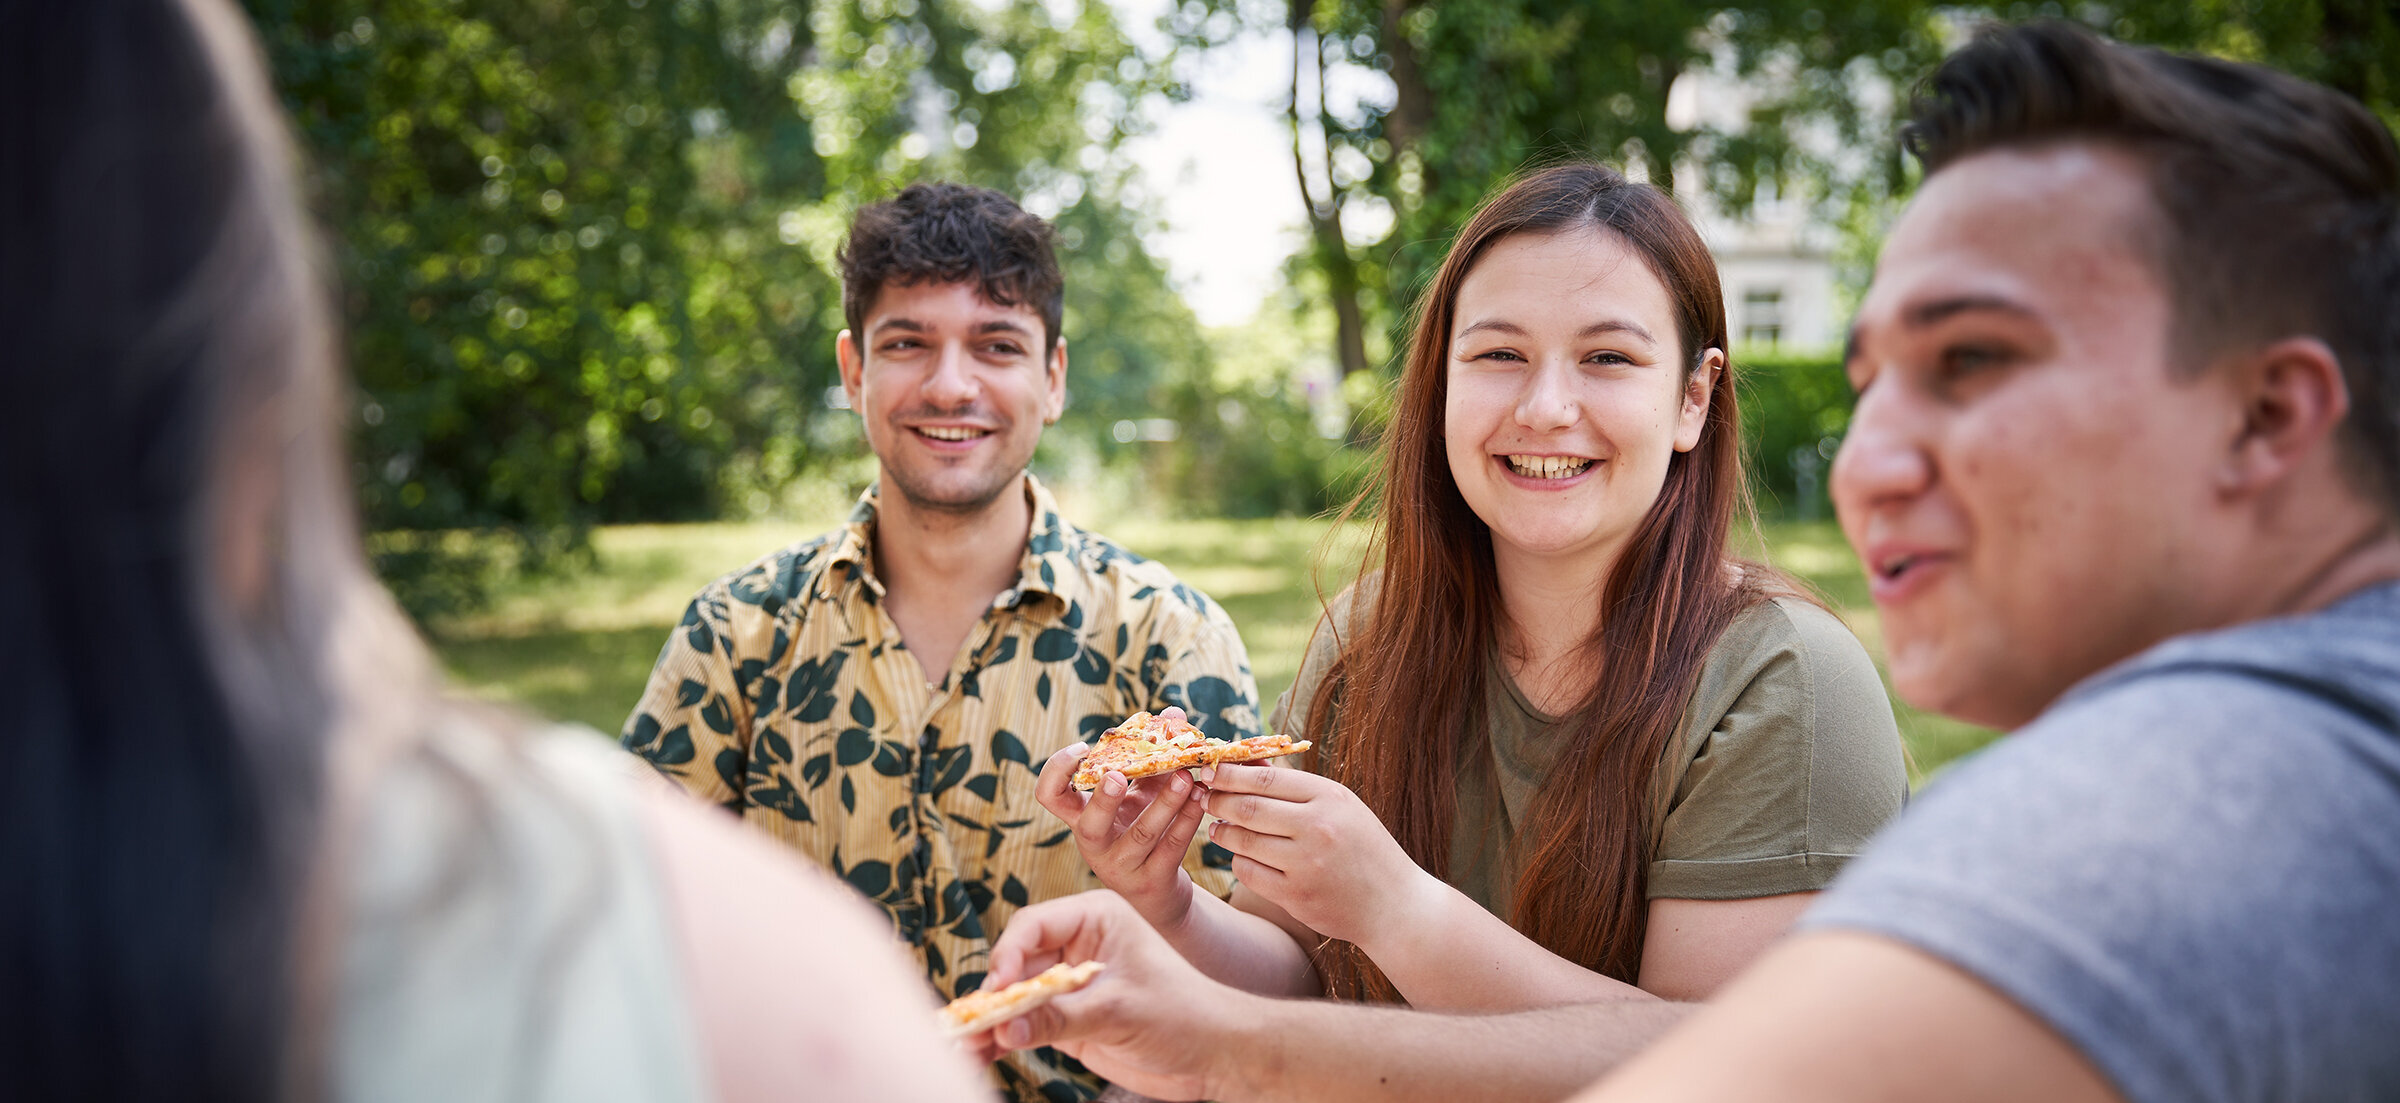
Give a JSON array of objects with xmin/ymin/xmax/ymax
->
[
  {"xmin": 974, "ymin": 319, "xmax": 1035, "ymax": 337},
  {"xmin": 870, "ymin": 317, "xmax": 929, "ymax": 335},
  {"xmin": 1903, "ymin": 294, "xmax": 2039, "ymax": 328}
]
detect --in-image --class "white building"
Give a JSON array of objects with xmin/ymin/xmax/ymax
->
[{"xmin": 1691, "ymin": 185, "xmax": 1841, "ymax": 353}]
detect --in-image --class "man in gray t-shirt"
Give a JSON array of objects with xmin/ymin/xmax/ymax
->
[{"xmin": 1586, "ymin": 20, "xmax": 2400, "ymax": 1103}]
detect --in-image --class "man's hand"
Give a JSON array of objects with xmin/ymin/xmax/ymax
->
[
  {"xmin": 1203, "ymin": 763, "xmax": 1440, "ymax": 950},
  {"xmin": 1034, "ymin": 711, "xmax": 1212, "ymax": 933},
  {"xmin": 971, "ymin": 890, "xmax": 1255, "ymax": 1102}
]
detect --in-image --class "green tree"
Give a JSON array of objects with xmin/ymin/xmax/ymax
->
[{"xmin": 244, "ymin": 0, "xmax": 1205, "ymax": 613}]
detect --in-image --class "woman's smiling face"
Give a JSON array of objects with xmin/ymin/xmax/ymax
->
[{"xmin": 1443, "ymin": 228, "xmax": 1718, "ymax": 575}]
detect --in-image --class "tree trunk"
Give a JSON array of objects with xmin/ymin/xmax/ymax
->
[{"xmin": 1287, "ymin": 4, "xmax": 1371, "ymax": 380}]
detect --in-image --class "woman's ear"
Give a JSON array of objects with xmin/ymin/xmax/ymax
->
[{"xmin": 1673, "ymin": 348, "xmax": 1725, "ymax": 453}]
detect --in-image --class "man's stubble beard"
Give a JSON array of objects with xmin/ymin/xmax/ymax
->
[{"xmin": 878, "ymin": 415, "xmax": 1038, "ymax": 517}]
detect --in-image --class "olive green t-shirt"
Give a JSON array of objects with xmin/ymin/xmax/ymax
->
[{"xmin": 1269, "ymin": 582, "xmax": 1907, "ymax": 920}]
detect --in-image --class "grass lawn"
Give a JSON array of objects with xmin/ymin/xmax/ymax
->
[{"xmin": 427, "ymin": 515, "xmax": 1997, "ymax": 783}]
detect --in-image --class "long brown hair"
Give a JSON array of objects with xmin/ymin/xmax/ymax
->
[{"xmin": 1309, "ymin": 162, "xmax": 1776, "ymax": 998}]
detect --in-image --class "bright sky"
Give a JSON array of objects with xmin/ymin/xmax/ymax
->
[{"xmin": 1113, "ymin": 8, "xmax": 1307, "ymax": 327}]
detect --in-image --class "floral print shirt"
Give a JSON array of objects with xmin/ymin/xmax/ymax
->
[{"xmin": 622, "ymin": 474, "xmax": 1260, "ymax": 1102}]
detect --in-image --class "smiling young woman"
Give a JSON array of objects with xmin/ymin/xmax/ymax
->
[{"xmin": 1029, "ymin": 162, "xmax": 1911, "ymax": 1014}]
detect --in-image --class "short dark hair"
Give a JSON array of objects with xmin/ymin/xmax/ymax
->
[
  {"xmin": 838, "ymin": 181, "xmax": 1065, "ymax": 351},
  {"xmin": 1904, "ymin": 20, "xmax": 2400, "ymax": 514}
]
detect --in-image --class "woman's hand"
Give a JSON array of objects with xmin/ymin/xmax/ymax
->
[
  {"xmin": 1034, "ymin": 719, "xmax": 1211, "ymax": 933},
  {"xmin": 1203, "ymin": 763, "xmax": 1440, "ymax": 951}
]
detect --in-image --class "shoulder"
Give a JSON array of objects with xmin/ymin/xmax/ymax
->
[
  {"xmin": 1710, "ymin": 596, "xmax": 1874, "ymax": 676},
  {"xmin": 1803, "ymin": 666, "xmax": 2400, "ymax": 1103},
  {"xmin": 1694, "ymin": 595, "xmax": 1890, "ymax": 729},
  {"xmin": 1057, "ymin": 519, "xmax": 1237, "ymax": 636},
  {"xmin": 339, "ymin": 719, "xmax": 714, "ymax": 1100},
  {"xmin": 701, "ymin": 529, "xmax": 848, "ymax": 618}
]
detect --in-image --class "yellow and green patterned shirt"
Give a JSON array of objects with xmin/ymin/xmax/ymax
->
[{"xmin": 622, "ymin": 474, "xmax": 1260, "ymax": 1103}]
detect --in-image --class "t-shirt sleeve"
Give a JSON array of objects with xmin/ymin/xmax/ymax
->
[
  {"xmin": 1646, "ymin": 600, "xmax": 1910, "ymax": 900},
  {"xmin": 1796, "ymin": 671, "xmax": 2400, "ymax": 1103}
]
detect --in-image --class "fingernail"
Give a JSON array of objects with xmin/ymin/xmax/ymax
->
[
  {"xmin": 1169, "ymin": 773, "xmax": 1187, "ymax": 794},
  {"xmin": 1103, "ymin": 773, "xmax": 1125, "ymax": 795}
]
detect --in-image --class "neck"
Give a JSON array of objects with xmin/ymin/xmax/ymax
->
[
  {"xmin": 870, "ymin": 473, "xmax": 1033, "ymax": 606},
  {"xmin": 1489, "ymin": 537, "xmax": 1619, "ymax": 708},
  {"xmin": 2256, "ymin": 516, "xmax": 2400, "ymax": 622}
]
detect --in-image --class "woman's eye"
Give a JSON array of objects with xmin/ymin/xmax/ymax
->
[
  {"xmin": 1584, "ymin": 351, "xmax": 1632, "ymax": 366},
  {"xmin": 1474, "ymin": 349, "xmax": 1524, "ymax": 362}
]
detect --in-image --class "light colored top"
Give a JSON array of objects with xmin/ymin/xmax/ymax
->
[
  {"xmin": 1272, "ymin": 579, "xmax": 1908, "ymax": 924},
  {"xmin": 334, "ymin": 723, "xmax": 708, "ymax": 1103},
  {"xmin": 620, "ymin": 473, "xmax": 1260, "ymax": 1102}
]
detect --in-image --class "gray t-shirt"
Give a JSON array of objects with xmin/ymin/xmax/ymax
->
[{"xmin": 1801, "ymin": 581, "xmax": 2400, "ymax": 1103}]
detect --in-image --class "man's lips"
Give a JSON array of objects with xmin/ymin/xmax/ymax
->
[
  {"xmin": 910, "ymin": 424, "xmax": 995, "ymax": 446},
  {"xmin": 1864, "ymin": 543, "xmax": 1955, "ymax": 604}
]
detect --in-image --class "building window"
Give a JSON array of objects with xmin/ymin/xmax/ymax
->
[{"xmin": 1741, "ymin": 287, "xmax": 1783, "ymax": 348}]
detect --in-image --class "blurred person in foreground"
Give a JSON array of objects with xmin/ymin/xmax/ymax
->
[
  {"xmin": 0, "ymin": 1, "xmax": 986, "ymax": 1099},
  {"xmin": 618, "ymin": 182, "xmax": 1261, "ymax": 1101},
  {"xmin": 969, "ymin": 20, "xmax": 2400, "ymax": 1103}
]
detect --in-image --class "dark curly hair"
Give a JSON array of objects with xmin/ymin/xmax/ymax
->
[
  {"xmin": 1904, "ymin": 19, "xmax": 2400, "ymax": 515},
  {"xmin": 838, "ymin": 182, "xmax": 1065, "ymax": 351}
]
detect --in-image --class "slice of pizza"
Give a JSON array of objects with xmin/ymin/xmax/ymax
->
[
  {"xmin": 937, "ymin": 960, "xmax": 1105, "ymax": 1038},
  {"xmin": 1069, "ymin": 710, "xmax": 1312, "ymax": 791}
]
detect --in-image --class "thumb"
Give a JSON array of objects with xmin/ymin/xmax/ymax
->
[{"xmin": 995, "ymin": 1001, "xmax": 1067, "ymax": 1053}]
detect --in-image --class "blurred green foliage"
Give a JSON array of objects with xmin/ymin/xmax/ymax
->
[
  {"xmin": 244, "ymin": 0, "xmax": 1211, "ymax": 613},
  {"xmin": 1738, "ymin": 352, "xmax": 1852, "ymax": 517}
]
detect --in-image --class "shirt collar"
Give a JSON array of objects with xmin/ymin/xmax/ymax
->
[{"xmin": 821, "ymin": 473, "xmax": 1082, "ymax": 618}]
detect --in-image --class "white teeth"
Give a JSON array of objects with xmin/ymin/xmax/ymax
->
[
  {"xmin": 1503, "ymin": 454, "xmax": 1593, "ymax": 479},
  {"xmin": 918, "ymin": 426, "xmax": 987, "ymax": 441}
]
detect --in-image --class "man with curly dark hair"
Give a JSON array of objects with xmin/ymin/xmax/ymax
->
[{"xmin": 621, "ymin": 182, "xmax": 1262, "ymax": 1103}]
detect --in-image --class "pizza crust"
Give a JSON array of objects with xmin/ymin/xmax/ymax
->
[{"xmin": 936, "ymin": 960, "xmax": 1106, "ymax": 1038}]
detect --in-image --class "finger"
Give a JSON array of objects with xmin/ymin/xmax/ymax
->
[
  {"xmin": 1207, "ymin": 819, "xmax": 1295, "ymax": 873},
  {"xmin": 1114, "ymin": 770, "xmax": 1192, "ymax": 855},
  {"xmin": 1206, "ymin": 761, "xmax": 1317, "ymax": 798},
  {"xmin": 1075, "ymin": 770, "xmax": 1136, "ymax": 845},
  {"xmin": 1228, "ymin": 852, "xmax": 1288, "ymax": 895},
  {"xmin": 987, "ymin": 897, "xmax": 1097, "ymax": 984},
  {"xmin": 994, "ymin": 1002, "xmax": 1063, "ymax": 1052},
  {"xmin": 1137, "ymin": 786, "xmax": 1209, "ymax": 880},
  {"xmin": 1201, "ymin": 788, "xmax": 1306, "ymax": 839},
  {"xmin": 1035, "ymin": 743, "xmax": 1091, "ymax": 819}
]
